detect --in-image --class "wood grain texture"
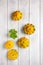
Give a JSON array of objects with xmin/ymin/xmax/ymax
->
[{"xmin": 0, "ymin": 0, "xmax": 42, "ymax": 65}]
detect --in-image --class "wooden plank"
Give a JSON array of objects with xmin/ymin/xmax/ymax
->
[
  {"xmin": 0, "ymin": 0, "xmax": 8, "ymax": 65},
  {"xmin": 41, "ymin": 0, "xmax": 43, "ymax": 65},
  {"xmin": 18, "ymin": 0, "xmax": 30, "ymax": 65},
  {"xmin": 7, "ymin": 0, "xmax": 19, "ymax": 65},
  {"xmin": 30, "ymin": 0, "xmax": 40, "ymax": 65}
]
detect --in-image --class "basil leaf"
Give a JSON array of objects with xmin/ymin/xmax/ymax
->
[{"xmin": 8, "ymin": 29, "xmax": 18, "ymax": 39}]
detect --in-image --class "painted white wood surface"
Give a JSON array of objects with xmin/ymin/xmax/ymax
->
[
  {"xmin": 0, "ymin": 0, "xmax": 8, "ymax": 65},
  {"xmin": 41, "ymin": 0, "xmax": 43, "ymax": 65},
  {"xmin": 0, "ymin": 0, "xmax": 42, "ymax": 65}
]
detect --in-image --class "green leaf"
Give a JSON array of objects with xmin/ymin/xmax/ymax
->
[{"xmin": 8, "ymin": 29, "xmax": 18, "ymax": 39}]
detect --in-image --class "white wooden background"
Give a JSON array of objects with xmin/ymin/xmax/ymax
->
[{"xmin": 0, "ymin": 0, "xmax": 42, "ymax": 65}]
